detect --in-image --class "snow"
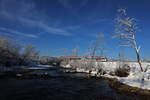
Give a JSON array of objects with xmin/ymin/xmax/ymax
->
[
  {"xmin": 26, "ymin": 65, "xmax": 53, "ymax": 69},
  {"xmin": 119, "ymin": 78, "xmax": 150, "ymax": 90},
  {"xmin": 102, "ymin": 63, "xmax": 150, "ymax": 90},
  {"xmin": 118, "ymin": 69, "xmax": 150, "ymax": 90},
  {"xmin": 101, "ymin": 72, "xmax": 150, "ymax": 90},
  {"xmin": 0, "ymin": 65, "xmax": 54, "ymax": 72},
  {"xmin": 102, "ymin": 72, "xmax": 150, "ymax": 90},
  {"xmin": 65, "ymin": 64, "xmax": 72, "ymax": 68},
  {"xmin": 76, "ymin": 68, "xmax": 90, "ymax": 73},
  {"xmin": 64, "ymin": 61, "xmax": 150, "ymax": 90}
]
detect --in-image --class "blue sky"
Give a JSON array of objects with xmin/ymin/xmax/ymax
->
[{"xmin": 0, "ymin": 0, "xmax": 150, "ymax": 59}]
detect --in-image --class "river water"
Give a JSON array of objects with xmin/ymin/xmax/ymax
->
[{"xmin": 0, "ymin": 67, "xmax": 139, "ymax": 100}]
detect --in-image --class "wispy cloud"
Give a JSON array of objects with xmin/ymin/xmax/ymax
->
[
  {"xmin": 19, "ymin": 18, "xmax": 72, "ymax": 36},
  {"xmin": 0, "ymin": 27, "xmax": 38, "ymax": 38},
  {"xmin": 64, "ymin": 25, "xmax": 81, "ymax": 30},
  {"xmin": 39, "ymin": 22, "xmax": 72, "ymax": 36},
  {"xmin": 0, "ymin": 0, "xmax": 72, "ymax": 37}
]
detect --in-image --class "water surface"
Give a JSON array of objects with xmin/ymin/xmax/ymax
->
[{"xmin": 0, "ymin": 67, "xmax": 138, "ymax": 100}]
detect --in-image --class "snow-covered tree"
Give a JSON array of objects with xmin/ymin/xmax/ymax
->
[
  {"xmin": 71, "ymin": 46, "xmax": 79, "ymax": 56},
  {"xmin": 90, "ymin": 32, "xmax": 105, "ymax": 57},
  {"xmin": 22, "ymin": 44, "xmax": 39, "ymax": 63},
  {"xmin": 0, "ymin": 37, "xmax": 21, "ymax": 66},
  {"xmin": 114, "ymin": 8, "xmax": 143, "ymax": 72}
]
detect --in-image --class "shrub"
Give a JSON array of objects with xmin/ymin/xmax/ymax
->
[
  {"xmin": 69, "ymin": 61, "xmax": 106, "ymax": 76},
  {"xmin": 0, "ymin": 37, "xmax": 39, "ymax": 67},
  {"xmin": 115, "ymin": 64, "xmax": 130, "ymax": 77},
  {"xmin": 94, "ymin": 63, "xmax": 105, "ymax": 75}
]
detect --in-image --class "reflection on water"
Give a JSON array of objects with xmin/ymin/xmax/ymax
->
[{"xmin": 0, "ymin": 67, "xmax": 138, "ymax": 100}]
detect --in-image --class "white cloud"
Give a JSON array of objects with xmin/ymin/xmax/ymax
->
[
  {"xmin": 0, "ymin": 0, "xmax": 72, "ymax": 36},
  {"xmin": 19, "ymin": 18, "xmax": 72, "ymax": 36},
  {"xmin": 0, "ymin": 27, "xmax": 38, "ymax": 38}
]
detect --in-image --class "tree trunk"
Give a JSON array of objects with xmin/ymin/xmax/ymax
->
[{"xmin": 135, "ymin": 50, "xmax": 143, "ymax": 72}]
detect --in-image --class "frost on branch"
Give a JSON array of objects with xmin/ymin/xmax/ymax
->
[{"xmin": 114, "ymin": 8, "xmax": 143, "ymax": 72}]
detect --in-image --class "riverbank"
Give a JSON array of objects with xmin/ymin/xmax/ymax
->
[
  {"xmin": 0, "ymin": 75, "xmax": 137, "ymax": 100},
  {"xmin": 0, "ymin": 66, "xmax": 149, "ymax": 100},
  {"xmin": 62, "ymin": 61, "xmax": 150, "ymax": 90}
]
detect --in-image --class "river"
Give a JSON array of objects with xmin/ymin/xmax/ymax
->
[{"xmin": 0, "ymin": 66, "xmax": 139, "ymax": 100}]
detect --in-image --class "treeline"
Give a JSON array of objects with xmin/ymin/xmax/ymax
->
[
  {"xmin": 39, "ymin": 56, "xmax": 62, "ymax": 66},
  {"xmin": 0, "ymin": 37, "xmax": 63, "ymax": 67},
  {"xmin": 0, "ymin": 37, "xmax": 39, "ymax": 67}
]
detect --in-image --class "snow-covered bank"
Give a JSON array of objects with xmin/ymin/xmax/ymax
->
[
  {"xmin": 26, "ymin": 65, "xmax": 54, "ymax": 69},
  {"xmin": 0, "ymin": 65, "xmax": 54, "ymax": 72},
  {"xmin": 62, "ymin": 61, "xmax": 150, "ymax": 90},
  {"xmin": 118, "ymin": 71, "xmax": 150, "ymax": 90},
  {"xmin": 102, "ymin": 72, "xmax": 150, "ymax": 90},
  {"xmin": 102, "ymin": 62, "xmax": 150, "ymax": 90},
  {"xmin": 63, "ymin": 61, "xmax": 150, "ymax": 73},
  {"xmin": 96, "ymin": 61, "xmax": 150, "ymax": 73}
]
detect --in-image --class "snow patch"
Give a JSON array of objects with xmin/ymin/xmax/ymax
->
[{"xmin": 63, "ymin": 61, "xmax": 150, "ymax": 90}]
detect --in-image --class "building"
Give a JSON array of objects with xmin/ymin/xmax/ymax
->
[{"xmin": 59, "ymin": 56, "xmax": 107, "ymax": 62}]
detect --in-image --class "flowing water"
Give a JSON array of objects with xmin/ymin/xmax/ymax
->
[{"xmin": 0, "ymin": 67, "xmax": 139, "ymax": 100}]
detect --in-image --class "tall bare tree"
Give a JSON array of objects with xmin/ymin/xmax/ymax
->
[
  {"xmin": 71, "ymin": 46, "xmax": 79, "ymax": 56},
  {"xmin": 90, "ymin": 32, "xmax": 104, "ymax": 57},
  {"xmin": 22, "ymin": 44, "xmax": 39, "ymax": 60},
  {"xmin": 114, "ymin": 8, "xmax": 143, "ymax": 72}
]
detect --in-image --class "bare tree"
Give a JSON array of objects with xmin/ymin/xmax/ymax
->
[
  {"xmin": 113, "ymin": 8, "xmax": 143, "ymax": 72},
  {"xmin": 0, "ymin": 37, "xmax": 21, "ymax": 66},
  {"xmin": 90, "ymin": 32, "xmax": 104, "ymax": 57},
  {"xmin": 21, "ymin": 44, "xmax": 39, "ymax": 65},
  {"xmin": 0, "ymin": 37, "xmax": 40, "ymax": 67},
  {"xmin": 71, "ymin": 46, "xmax": 79, "ymax": 56},
  {"xmin": 80, "ymin": 33, "xmax": 105, "ymax": 72}
]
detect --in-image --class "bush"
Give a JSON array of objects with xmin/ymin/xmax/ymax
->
[
  {"xmin": 69, "ymin": 61, "xmax": 106, "ymax": 76},
  {"xmin": 0, "ymin": 37, "xmax": 39, "ymax": 67},
  {"xmin": 90, "ymin": 63, "xmax": 106, "ymax": 76},
  {"xmin": 96, "ymin": 63, "xmax": 106, "ymax": 75},
  {"xmin": 0, "ymin": 37, "xmax": 21, "ymax": 66},
  {"xmin": 60, "ymin": 60, "xmax": 69, "ymax": 67},
  {"xmin": 115, "ymin": 64, "xmax": 130, "ymax": 77},
  {"xmin": 39, "ymin": 57, "xmax": 62, "ymax": 66},
  {"xmin": 69, "ymin": 60, "xmax": 85, "ymax": 69}
]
